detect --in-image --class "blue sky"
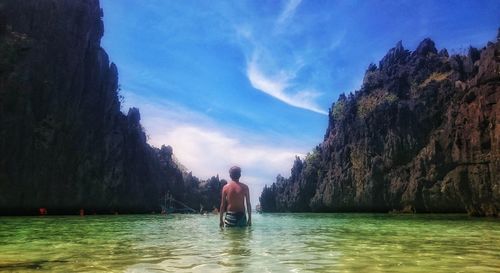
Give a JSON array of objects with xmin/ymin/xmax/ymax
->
[{"xmin": 101, "ymin": 0, "xmax": 500, "ymax": 205}]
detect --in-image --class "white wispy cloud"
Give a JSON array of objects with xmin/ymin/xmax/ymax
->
[
  {"xmin": 234, "ymin": 0, "xmax": 328, "ymax": 116},
  {"xmin": 121, "ymin": 91, "xmax": 307, "ymax": 205},
  {"xmin": 246, "ymin": 56, "xmax": 328, "ymax": 115},
  {"xmin": 277, "ymin": 0, "xmax": 303, "ymax": 26},
  {"xmin": 159, "ymin": 126, "xmax": 299, "ymax": 179}
]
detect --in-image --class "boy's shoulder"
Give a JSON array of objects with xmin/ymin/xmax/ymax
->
[
  {"xmin": 237, "ymin": 182, "xmax": 249, "ymax": 191},
  {"xmin": 224, "ymin": 181, "xmax": 248, "ymax": 189}
]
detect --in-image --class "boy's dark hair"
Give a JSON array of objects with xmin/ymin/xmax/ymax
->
[{"xmin": 229, "ymin": 166, "xmax": 241, "ymax": 180}]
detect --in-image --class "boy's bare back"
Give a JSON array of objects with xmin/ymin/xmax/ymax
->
[{"xmin": 223, "ymin": 181, "xmax": 248, "ymax": 212}]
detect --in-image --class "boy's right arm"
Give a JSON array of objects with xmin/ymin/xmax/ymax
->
[{"xmin": 245, "ymin": 185, "xmax": 252, "ymax": 226}]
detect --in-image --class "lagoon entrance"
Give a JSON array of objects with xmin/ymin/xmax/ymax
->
[{"xmin": 1, "ymin": 213, "xmax": 498, "ymax": 272}]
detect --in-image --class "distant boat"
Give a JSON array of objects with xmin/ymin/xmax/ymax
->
[{"xmin": 161, "ymin": 193, "xmax": 196, "ymax": 214}]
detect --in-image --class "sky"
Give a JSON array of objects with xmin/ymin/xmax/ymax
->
[{"xmin": 100, "ymin": 0, "xmax": 500, "ymax": 206}]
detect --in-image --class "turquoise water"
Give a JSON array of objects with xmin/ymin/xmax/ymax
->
[{"xmin": 0, "ymin": 213, "xmax": 499, "ymax": 272}]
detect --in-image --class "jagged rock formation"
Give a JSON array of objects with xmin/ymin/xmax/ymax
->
[
  {"xmin": 260, "ymin": 31, "xmax": 500, "ymax": 216},
  {"xmin": 0, "ymin": 0, "xmax": 223, "ymax": 215}
]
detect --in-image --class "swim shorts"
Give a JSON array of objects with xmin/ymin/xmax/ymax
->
[{"xmin": 224, "ymin": 211, "xmax": 247, "ymax": 227}]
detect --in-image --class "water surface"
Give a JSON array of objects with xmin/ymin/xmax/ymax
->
[{"xmin": 0, "ymin": 213, "xmax": 499, "ymax": 272}]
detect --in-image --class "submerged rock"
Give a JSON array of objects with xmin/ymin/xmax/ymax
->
[{"xmin": 260, "ymin": 32, "xmax": 499, "ymax": 216}]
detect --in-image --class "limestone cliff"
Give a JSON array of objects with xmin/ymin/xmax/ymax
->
[
  {"xmin": 0, "ymin": 0, "xmax": 222, "ymax": 215},
  {"xmin": 260, "ymin": 32, "xmax": 499, "ymax": 216}
]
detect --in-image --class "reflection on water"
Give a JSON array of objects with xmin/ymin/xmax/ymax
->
[
  {"xmin": 219, "ymin": 227, "xmax": 252, "ymax": 270},
  {"xmin": 0, "ymin": 213, "xmax": 499, "ymax": 272},
  {"xmin": 224, "ymin": 227, "xmax": 252, "ymax": 256}
]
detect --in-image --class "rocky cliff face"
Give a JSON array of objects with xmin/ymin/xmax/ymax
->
[
  {"xmin": 0, "ymin": 0, "xmax": 222, "ymax": 215},
  {"xmin": 260, "ymin": 32, "xmax": 500, "ymax": 216}
]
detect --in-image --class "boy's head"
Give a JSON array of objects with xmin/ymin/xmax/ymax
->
[{"xmin": 229, "ymin": 166, "xmax": 241, "ymax": 181}]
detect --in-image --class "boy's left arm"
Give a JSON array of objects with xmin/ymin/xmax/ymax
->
[{"xmin": 219, "ymin": 187, "xmax": 227, "ymax": 229}]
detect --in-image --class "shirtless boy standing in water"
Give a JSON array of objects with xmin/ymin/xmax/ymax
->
[{"xmin": 220, "ymin": 166, "xmax": 252, "ymax": 228}]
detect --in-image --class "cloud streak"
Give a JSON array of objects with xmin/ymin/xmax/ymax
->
[
  {"xmin": 236, "ymin": 0, "xmax": 328, "ymax": 115},
  {"xmin": 277, "ymin": 0, "xmax": 302, "ymax": 26},
  {"xmin": 246, "ymin": 56, "xmax": 327, "ymax": 115}
]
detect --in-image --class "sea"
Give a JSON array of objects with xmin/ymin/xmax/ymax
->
[{"xmin": 0, "ymin": 213, "xmax": 499, "ymax": 272}]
